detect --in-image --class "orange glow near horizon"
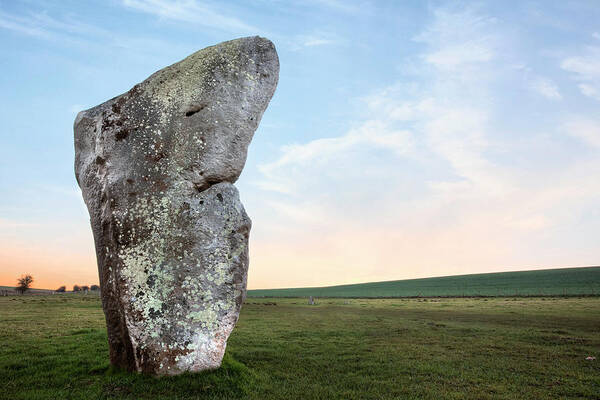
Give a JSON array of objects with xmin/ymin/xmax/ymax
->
[
  {"xmin": 0, "ymin": 244, "xmax": 98, "ymax": 291},
  {"xmin": 1, "ymin": 225, "xmax": 596, "ymax": 291}
]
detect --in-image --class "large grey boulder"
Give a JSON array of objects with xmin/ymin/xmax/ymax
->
[{"xmin": 74, "ymin": 36, "xmax": 278, "ymax": 375}]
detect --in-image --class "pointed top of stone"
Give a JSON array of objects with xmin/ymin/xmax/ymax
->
[{"xmin": 76, "ymin": 35, "xmax": 279, "ymax": 192}]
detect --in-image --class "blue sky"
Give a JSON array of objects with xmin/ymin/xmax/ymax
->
[{"xmin": 1, "ymin": 0, "xmax": 599, "ymax": 289}]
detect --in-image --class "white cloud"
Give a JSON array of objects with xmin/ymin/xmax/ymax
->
[
  {"xmin": 121, "ymin": 0, "xmax": 259, "ymax": 33},
  {"xmin": 0, "ymin": 9, "xmax": 188, "ymax": 58},
  {"xmin": 530, "ymin": 77, "xmax": 562, "ymax": 100},
  {"xmin": 258, "ymin": 6, "xmax": 505, "ymax": 199},
  {"xmin": 0, "ymin": 11, "xmax": 71, "ymax": 42},
  {"xmin": 593, "ymin": 32, "xmax": 600, "ymax": 40},
  {"xmin": 0, "ymin": 10, "xmax": 118, "ymax": 44},
  {"xmin": 303, "ymin": 37, "xmax": 336, "ymax": 47},
  {"xmin": 561, "ymin": 50, "xmax": 600, "ymax": 79},
  {"xmin": 288, "ymin": 32, "xmax": 342, "ymax": 50},
  {"xmin": 578, "ymin": 83, "xmax": 600, "ymax": 101},
  {"xmin": 257, "ymin": 120, "xmax": 413, "ymax": 194},
  {"xmin": 414, "ymin": 7, "xmax": 497, "ymax": 70},
  {"xmin": 424, "ymin": 43, "xmax": 493, "ymax": 68},
  {"xmin": 561, "ymin": 47, "xmax": 600, "ymax": 100},
  {"xmin": 308, "ymin": 0, "xmax": 362, "ymax": 14},
  {"xmin": 564, "ymin": 118, "xmax": 600, "ymax": 148}
]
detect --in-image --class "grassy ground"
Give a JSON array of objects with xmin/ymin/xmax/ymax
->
[
  {"xmin": 247, "ymin": 267, "xmax": 600, "ymax": 298},
  {"xmin": 1, "ymin": 295, "xmax": 599, "ymax": 399}
]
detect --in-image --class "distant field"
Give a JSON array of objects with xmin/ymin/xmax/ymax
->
[
  {"xmin": 0, "ymin": 287, "xmax": 99, "ymax": 295},
  {"xmin": 248, "ymin": 266, "xmax": 600, "ymax": 298},
  {"xmin": 0, "ymin": 286, "xmax": 55, "ymax": 295},
  {"xmin": 1, "ymin": 295, "xmax": 599, "ymax": 399}
]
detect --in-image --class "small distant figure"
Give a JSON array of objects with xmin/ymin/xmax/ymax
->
[
  {"xmin": 308, "ymin": 296, "xmax": 315, "ymax": 305},
  {"xmin": 16, "ymin": 274, "xmax": 34, "ymax": 294}
]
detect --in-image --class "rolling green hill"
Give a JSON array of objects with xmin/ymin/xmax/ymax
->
[{"xmin": 247, "ymin": 266, "xmax": 600, "ymax": 298}]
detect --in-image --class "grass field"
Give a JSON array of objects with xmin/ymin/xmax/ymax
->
[
  {"xmin": 1, "ymin": 294, "xmax": 599, "ymax": 399},
  {"xmin": 247, "ymin": 267, "xmax": 600, "ymax": 298}
]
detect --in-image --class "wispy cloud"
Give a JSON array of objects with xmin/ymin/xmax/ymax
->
[
  {"xmin": 414, "ymin": 7, "xmax": 497, "ymax": 71},
  {"xmin": 0, "ymin": 9, "xmax": 122, "ymax": 43},
  {"xmin": 256, "ymin": 6, "xmax": 507, "ymax": 206},
  {"xmin": 121, "ymin": 0, "xmax": 260, "ymax": 33},
  {"xmin": 561, "ymin": 46, "xmax": 600, "ymax": 100},
  {"xmin": 562, "ymin": 49, "xmax": 600, "ymax": 78},
  {"xmin": 257, "ymin": 120, "xmax": 413, "ymax": 194},
  {"xmin": 302, "ymin": 37, "xmax": 336, "ymax": 47},
  {"xmin": 258, "ymin": 6, "xmax": 505, "ymax": 199},
  {"xmin": 304, "ymin": 0, "xmax": 365, "ymax": 15},
  {"xmin": 0, "ymin": 10, "xmax": 79, "ymax": 42},
  {"xmin": 529, "ymin": 76, "xmax": 562, "ymax": 100},
  {"xmin": 564, "ymin": 117, "xmax": 600, "ymax": 148},
  {"xmin": 0, "ymin": 8, "xmax": 191, "ymax": 61},
  {"xmin": 423, "ymin": 42, "xmax": 493, "ymax": 69},
  {"xmin": 287, "ymin": 31, "xmax": 343, "ymax": 51},
  {"xmin": 577, "ymin": 83, "xmax": 600, "ymax": 100}
]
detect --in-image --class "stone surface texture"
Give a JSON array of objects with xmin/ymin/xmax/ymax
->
[{"xmin": 74, "ymin": 36, "xmax": 279, "ymax": 375}]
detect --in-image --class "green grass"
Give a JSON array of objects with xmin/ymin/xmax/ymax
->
[
  {"xmin": 247, "ymin": 266, "xmax": 600, "ymax": 298},
  {"xmin": 1, "ymin": 295, "xmax": 599, "ymax": 399}
]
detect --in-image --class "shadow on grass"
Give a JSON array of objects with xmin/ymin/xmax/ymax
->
[{"xmin": 99, "ymin": 354, "xmax": 257, "ymax": 400}]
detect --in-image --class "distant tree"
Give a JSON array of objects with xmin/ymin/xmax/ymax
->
[
  {"xmin": 16, "ymin": 274, "xmax": 34, "ymax": 294},
  {"xmin": 90, "ymin": 284, "xmax": 100, "ymax": 291},
  {"xmin": 73, "ymin": 285, "xmax": 81, "ymax": 292},
  {"xmin": 55, "ymin": 286, "xmax": 66, "ymax": 293},
  {"xmin": 81, "ymin": 285, "xmax": 90, "ymax": 292}
]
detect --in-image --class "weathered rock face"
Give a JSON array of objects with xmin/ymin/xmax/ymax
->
[{"xmin": 74, "ymin": 36, "xmax": 278, "ymax": 375}]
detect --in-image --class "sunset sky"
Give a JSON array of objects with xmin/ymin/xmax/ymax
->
[{"xmin": 1, "ymin": 0, "xmax": 599, "ymax": 290}]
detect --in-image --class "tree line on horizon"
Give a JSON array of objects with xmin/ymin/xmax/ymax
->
[
  {"xmin": 11, "ymin": 274, "xmax": 100, "ymax": 294},
  {"xmin": 55, "ymin": 284, "xmax": 100, "ymax": 293}
]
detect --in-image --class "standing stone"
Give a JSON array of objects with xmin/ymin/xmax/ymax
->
[{"xmin": 74, "ymin": 36, "xmax": 279, "ymax": 375}]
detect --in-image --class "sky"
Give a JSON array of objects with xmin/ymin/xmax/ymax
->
[{"xmin": 0, "ymin": 0, "xmax": 599, "ymax": 290}]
